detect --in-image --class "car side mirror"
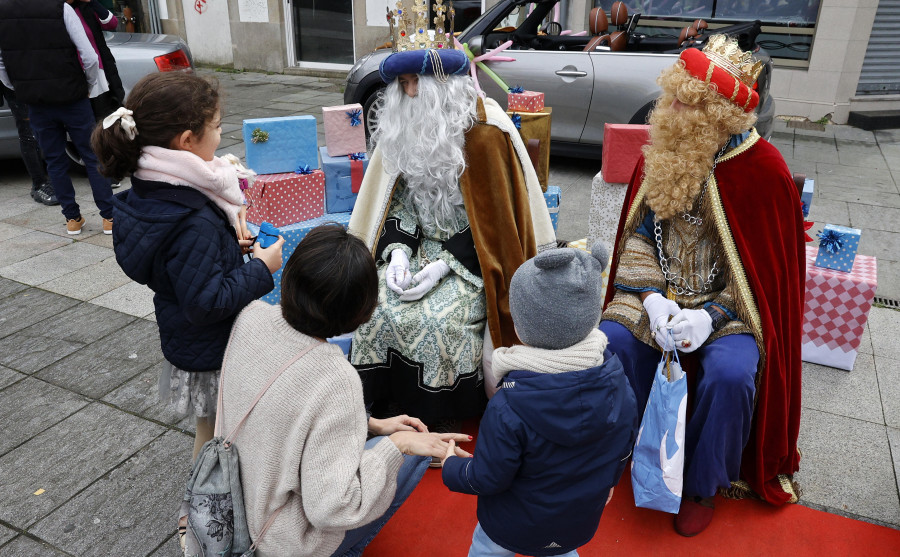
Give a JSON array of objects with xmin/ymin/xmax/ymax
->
[{"xmin": 468, "ymin": 35, "xmax": 484, "ymax": 56}]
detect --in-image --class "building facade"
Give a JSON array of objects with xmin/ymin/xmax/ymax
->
[{"xmin": 144, "ymin": 0, "xmax": 898, "ymax": 123}]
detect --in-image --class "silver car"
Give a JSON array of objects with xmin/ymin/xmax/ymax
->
[
  {"xmin": 0, "ymin": 30, "xmax": 194, "ymax": 160},
  {"xmin": 344, "ymin": 0, "xmax": 774, "ymax": 158}
]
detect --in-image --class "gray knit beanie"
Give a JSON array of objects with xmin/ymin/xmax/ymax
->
[{"xmin": 509, "ymin": 242, "xmax": 609, "ymax": 350}]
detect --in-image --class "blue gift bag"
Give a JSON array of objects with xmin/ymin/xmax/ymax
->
[{"xmin": 631, "ymin": 335, "xmax": 687, "ymax": 514}]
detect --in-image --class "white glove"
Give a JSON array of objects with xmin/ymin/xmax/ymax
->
[
  {"xmin": 385, "ymin": 249, "xmax": 412, "ymax": 295},
  {"xmin": 643, "ymin": 292, "xmax": 680, "ymax": 351},
  {"xmin": 669, "ymin": 308, "xmax": 713, "ymax": 353},
  {"xmin": 399, "ymin": 260, "xmax": 450, "ymax": 302}
]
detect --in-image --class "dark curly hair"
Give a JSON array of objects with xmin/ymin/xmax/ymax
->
[{"xmin": 90, "ymin": 72, "xmax": 220, "ymax": 182}]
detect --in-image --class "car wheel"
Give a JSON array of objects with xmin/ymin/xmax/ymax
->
[
  {"xmin": 65, "ymin": 138, "xmax": 85, "ymax": 167},
  {"xmin": 363, "ymin": 87, "xmax": 385, "ymax": 146}
]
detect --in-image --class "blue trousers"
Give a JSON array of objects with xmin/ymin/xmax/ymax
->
[
  {"xmin": 468, "ymin": 522, "xmax": 579, "ymax": 557},
  {"xmin": 27, "ymin": 99, "xmax": 113, "ymax": 220},
  {"xmin": 329, "ymin": 436, "xmax": 430, "ymax": 557},
  {"xmin": 599, "ymin": 321, "xmax": 758, "ymax": 498}
]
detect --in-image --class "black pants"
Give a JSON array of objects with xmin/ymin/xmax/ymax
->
[{"xmin": 1, "ymin": 84, "xmax": 48, "ymax": 189}]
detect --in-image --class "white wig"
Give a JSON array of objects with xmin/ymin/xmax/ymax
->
[{"xmin": 373, "ymin": 74, "xmax": 478, "ymax": 234}]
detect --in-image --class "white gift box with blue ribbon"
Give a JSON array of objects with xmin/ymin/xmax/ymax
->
[{"xmin": 814, "ymin": 224, "xmax": 861, "ymax": 273}]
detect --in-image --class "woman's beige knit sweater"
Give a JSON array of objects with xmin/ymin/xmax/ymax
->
[{"xmin": 219, "ymin": 301, "xmax": 404, "ymax": 556}]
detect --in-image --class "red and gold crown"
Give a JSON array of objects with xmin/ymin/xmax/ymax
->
[
  {"xmin": 387, "ymin": 0, "xmax": 456, "ymax": 52},
  {"xmin": 679, "ymin": 34, "xmax": 763, "ymax": 112}
]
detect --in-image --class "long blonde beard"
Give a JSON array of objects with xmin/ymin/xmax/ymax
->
[{"xmin": 642, "ymin": 64, "xmax": 757, "ymax": 220}]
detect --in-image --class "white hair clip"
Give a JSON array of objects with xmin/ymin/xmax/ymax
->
[{"xmin": 102, "ymin": 107, "xmax": 138, "ymax": 140}]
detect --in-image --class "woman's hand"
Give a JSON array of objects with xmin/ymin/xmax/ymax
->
[
  {"xmin": 369, "ymin": 414, "xmax": 428, "ymax": 435},
  {"xmin": 388, "ymin": 431, "xmax": 473, "ymax": 459}
]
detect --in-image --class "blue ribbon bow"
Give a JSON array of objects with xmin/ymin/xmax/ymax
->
[
  {"xmin": 295, "ymin": 164, "xmax": 313, "ymax": 175},
  {"xmin": 508, "ymin": 86, "xmax": 524, "ymax": 94},
  {"xmin": 348, "ymin": 152, "xmax": 366, "ymax": 161},
  {"xmin": 511, "ymin": 113, "xmax": 522, "ymax": 129},
  {"xmin": 346, "ymin": 109, "xmax": 362, "ymax": 127},
  {"xmin": 817, "ymin": 229, "xmax": 844, "ymax": 254}
]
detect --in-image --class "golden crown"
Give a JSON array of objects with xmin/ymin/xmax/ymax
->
[
  {"xmin": 387, "ymin": 0, "xmax": 456, "ymax": 52},
  {"xmin": 702, "ymin": 35, "xmax": 764, "ymax": 86}
]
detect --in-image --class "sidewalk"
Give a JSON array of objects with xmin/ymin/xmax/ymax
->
[{"xmin": 0, "ymin": 69, "xmax": 897, "ymax": 555}]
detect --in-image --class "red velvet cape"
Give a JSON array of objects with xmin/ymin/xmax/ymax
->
[{"xmin": 604, "ymin": 136, "xmax": 805, "ymax": 505}]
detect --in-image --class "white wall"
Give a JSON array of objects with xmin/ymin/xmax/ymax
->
[{"xmin": 181, "ymin": 0, "xmax": 235, "ymax": 65}]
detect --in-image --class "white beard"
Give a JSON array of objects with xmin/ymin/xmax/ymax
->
[{"xmin": 374, "ymin": 75, "xmax": 477, "ymax": 234}]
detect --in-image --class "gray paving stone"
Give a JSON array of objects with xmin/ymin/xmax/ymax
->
[
  {"xmin": 0, "ymin": 366, "xmax": 24, "ymax": 390},
  {"xmin": 875, "ymin": 129, "xmax": 900, "ymax": 144},
  {"xmin": 30, "ymin": 431, "xmax": 192, "ymax": 557},
  {"xmin": 0, "ymin": 221, "xmax": 30, "ymax": 239},
  {"xmin": 806, "ymin": 197, "xmax": 851, "ymax": 227},
  {"xmin": 220, "ymin": 122, "xmax": 242, "ymax": 135},
  {"xmin": 0, "ymin": 277, "xmax": 27, "ymax": 300},
  {"xmin": 858, "ymin": 229, "xmax": 900, "ymax": 263},
  {"xmin": 873, "ymin": 258, "xmax": 900, "ymax": 301},
  {"xmin": 102, "ymin": 362, "xmax": 194, "ymax": 431},
  {"xmin": 817, "ymin": 187, "xmax": 900, "ymax": 209},
  {"xmin": 849, "ymin": 204, "xmax": 900, "ymax": 233},
  {"xmin": 0, "ymin": 378, "xmax": 89, "ymax": 457},
  {"xmin": 801, "ymin": 354, "xmax": 884, "ymax": 425},
  {"xmin": 795, "ymin": 408, "xmax": 900, "ymax": 526},
  {"xmin": 869, "ymin": 307, "xmax": 900, "ymax": 362},
  {"xmin": 0, "ymin": 302, "xmax": 136, "ymax": 374},
  {"xmin": 769, "ymin": 139, "xmax": 793, "ymax": 159},
  {"xmin": 0, "ymin": 231, "xmax": 72, "ymax": 268},
  {"xmin": 794, "ymin": 146, "xmax": 842, "ymax": 164},
  {"xmin": 80, "ymin": 231, "xmax": 115, "ymax": 250},
  {"xmin": 148, "ymin": 533, "xmax": 180, "ymax": 557},
  {"xmin": 217, "ymin": 136, "xmax": 243, "ymax": 150},
  {"xmin": 36, "ymin": 318, "xmax": 164, "ymax": 399},
  {"xmin": 0, "ymin": 535, "xmax": 69, "ymax": 556},
  {"xmin": 816, "ymin": 169, "xmax": 898, "ymax": 195},
  {"xmin": 0, "ymin": 195, "xmax": 41, "ymax": 221},
  {"xmin": 0, "ymin": 288, "xmax": 80, "ymax": 340},
  {"xmin": 0, "ymin": 524, "xmax": 15, "ymax": 546},
  {"xmin": 834, "ymin": 126, "xmax": 878, "ymax": 143},
  {"xmin": 88, "ymin": 281, "xmax": 156, "ymax": 318},
  {"xmin": 0, "ymin": 403, "xmax": 165, "ymax": 529},
  {"xmin": 0, "ymin": 242, "xmax": 113, "ymax": 286},
  {"xmin": 38, "ymin": 257, "xmax": 132, "ymax": 302},
  {"xmin": 837, "ymin": 149, "xmax": 889, "ymax": 170},
  {"xmin": 888, "ymin": 427, "xmax": 900, "ymax": 499},
  {"xmin": 876, "ymin": 356, "xmax": 900, "ymax": 429}
]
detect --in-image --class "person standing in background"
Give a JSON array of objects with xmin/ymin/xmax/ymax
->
[{"xmin": 0, "ymin": 83, "xmax": 57, "ymax": 205}]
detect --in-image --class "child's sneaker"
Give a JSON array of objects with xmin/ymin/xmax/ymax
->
[
  {"xmin": 66, "ymin": 216, "xmax": 85, "ymax": 235},
  {"xmin": 102, "ymin": 217, "xmax": 113, "ymax": 235}
]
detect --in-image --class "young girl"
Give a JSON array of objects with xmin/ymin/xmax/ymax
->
[{"xmin": 91, "ymin": 72, "xmax": 284, "ymax": 458}]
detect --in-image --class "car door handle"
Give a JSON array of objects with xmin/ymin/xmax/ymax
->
[{"xmin": 555, "ymin": 70, "xmax": 587, "ymax": 77}]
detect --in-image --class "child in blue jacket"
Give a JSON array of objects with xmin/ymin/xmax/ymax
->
[
  {"xmin": 91, "ymin": 73, "xmax": 284, "ymax": 459},
  {"xmin": 442, "ymin": 243, "xmax": 639, "ymax": 557}
]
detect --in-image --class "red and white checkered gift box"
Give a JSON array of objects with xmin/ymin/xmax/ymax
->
[
  {"xmin": 802, "ymin": 245, "xmax": 877, "ymax": 371},
  {"xmin": 508, "ymin": 90, "xmax": 544, "ymax": 113},
  {"xmin": 245, "ymin": 171, "xmax": 325, "ymax": 227}
]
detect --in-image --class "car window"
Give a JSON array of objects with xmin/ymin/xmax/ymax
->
[{"xmin": 495, "ymin": 4, "xmax": 532, "ymax": 29}]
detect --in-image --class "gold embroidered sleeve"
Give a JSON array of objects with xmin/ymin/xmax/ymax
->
[{"xmin": 614, "ymin": 232, "xmax": 666, "ymax": 294}]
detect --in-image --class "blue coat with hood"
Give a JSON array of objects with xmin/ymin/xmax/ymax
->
[
  {"xmin": 112, "ymin": 177, "xmax": 274, "ymax": 371},
  {"xmin": 442, "ymin": 351, "xmax": 638, "ymax": 556}
]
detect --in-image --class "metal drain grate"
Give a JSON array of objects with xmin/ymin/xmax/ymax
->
[{"xmin": 873, "ymin": 296, "xmax": 900, "ymax": 309}]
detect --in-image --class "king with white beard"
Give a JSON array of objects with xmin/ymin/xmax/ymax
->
[{"xmin": 349, "ymin": 43, "xmax": 555, "ymax": 429}]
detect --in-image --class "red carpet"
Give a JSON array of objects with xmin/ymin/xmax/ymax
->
[{"xmin": 366, "ymin": 432, "xmax": 900, "ymax": 556}]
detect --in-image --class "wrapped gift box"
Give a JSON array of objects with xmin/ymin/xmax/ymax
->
[
  {"xmin": 248, "ymin": 212, "xmax": 352, "ymax": 305},
  {"xmin": 602, "ymin": 124, "xmax": 651, "ymax": 184},
  {"xmin": 508, "ymin": 90, "xmax": 545, "ymax": 113},
  {"xmin": 801, "ymin": 178, "xmax": 814, "ymax": 218},
  {"xmin": 320, "ymin": 147, "xmax": 368, "ymax": 213},
  {"xmin": 507, "ymin": 108, "xmax": 552, "ymax": 189},
  {"xmin": 242, "ymin": 115, "xmax": 318, "ymax": 175},
  {"xmin": 245, "ymin": 171, "xmax": 325, "ymax": 227},
  {"xmin": 802, "ymin": 245, "xmax": 877, "ymax": 371},
  {"xmin": 327, "ymin": 332, "xmax": 353, "ymax": 360},
  {"xmin": 814, "ymin": 224, "xmax": 861, "ymax": 273},
  {"xmin": 323, "ymin": 104, "xmax": 367, "ymax": 157},
  {"xmin": 544, "ymin": 185, "xmax": 560, "ymax": 232},
  {"xmin": 587, "ymin": 170, "xmax": 628, "ymax": 254}
]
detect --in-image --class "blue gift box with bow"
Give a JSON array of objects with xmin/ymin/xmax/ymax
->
[
  {"xmin": 544, "ymin": 186, "xmax": 560, "ymax": 232},
  {"xmin": 320, "ymin": 147, "xmax": 369, "ymax": 213},
  {"xmin": 242, "ymin": 115, "xmax": 318, "ymax": 175},
  {"xmin": 247, "ymin": 212, "xmax": 352, "ymax": 305},
  {"xmin": 814, "ymin": 224, "xmax": 861, "ymax": 273}
]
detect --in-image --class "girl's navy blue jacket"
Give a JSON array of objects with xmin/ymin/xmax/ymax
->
[
  {"xmin": 442, "ymin": 352, "xmax": 638, "ymax": 556},
  {"xmin": 112, "ymin": 177, "xmax": 274, "ymax": 371}
]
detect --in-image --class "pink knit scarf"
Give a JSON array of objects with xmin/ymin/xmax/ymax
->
[{"xmin": 134, "ymin": 146, "xmax": 244, "ymax": 227}]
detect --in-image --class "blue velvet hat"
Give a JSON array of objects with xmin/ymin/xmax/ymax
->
[{"xmin": 379, "ymin": 48, "xmax": 469, "ymax": 83}]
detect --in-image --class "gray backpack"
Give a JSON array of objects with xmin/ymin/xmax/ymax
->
[{"xmin": 180, "ymin": 343, "xmax": 321, "ymax": 556}]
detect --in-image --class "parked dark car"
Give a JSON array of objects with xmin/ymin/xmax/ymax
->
[{"xmin": 344, "ymin": 0, "xmax": 774, "ymax": 158}]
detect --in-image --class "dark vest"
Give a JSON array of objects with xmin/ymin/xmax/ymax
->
[
  {"xmin": 0, "ymin": 0, "xmax": 89, "ymax": 105},
  {"xmin": 77, "ymin": 3, "xmax": 124, "ymax": 103}
]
